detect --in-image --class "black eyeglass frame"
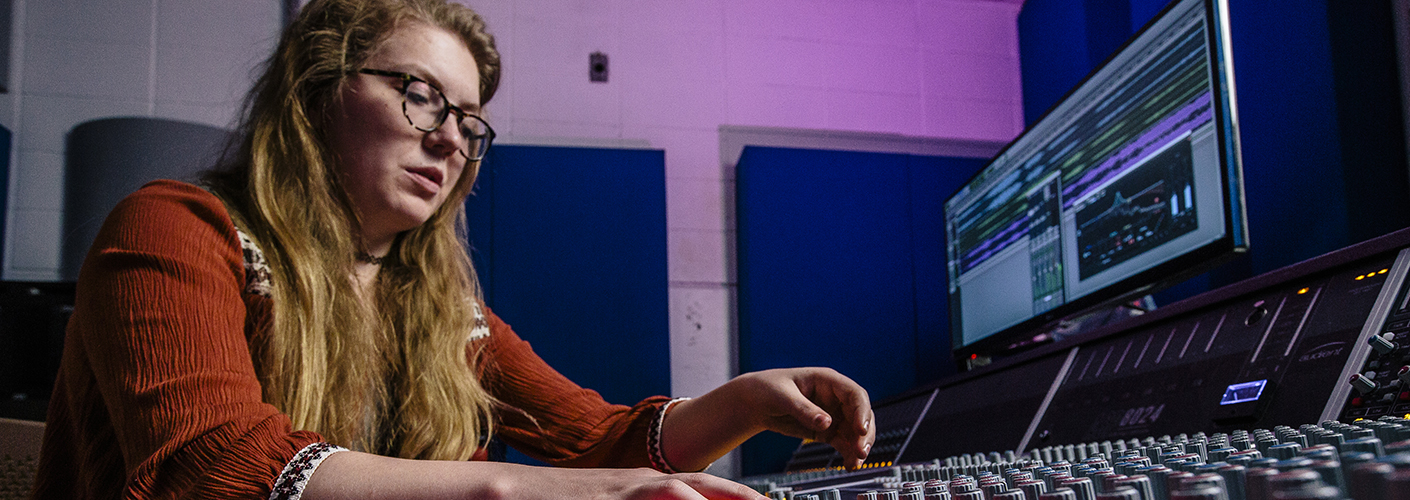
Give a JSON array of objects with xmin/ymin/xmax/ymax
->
[{"xmin": 357, "ymin": 68, "xmax": 496, "ymax": 161}]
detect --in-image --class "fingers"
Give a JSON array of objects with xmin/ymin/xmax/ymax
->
[
  {"xmin": 798, "ymin": 368, "xmax": 874, "ymax": 469},
  {"xmin": 604, "ymin": 470, "xmax": 768, "ymax": 500},
  {"xmin": 670, "ymin": 473, "xmax": 770, "ymax": 500},
  {"xmin": 836, "ymin": 406, "xmax": 875, "ymax": 469},
  {"xmin": 781, "ymin": 385, "xmax": 833, "ymax": 434},
  {"xmin": 746, "ymin": 367, "xmax": 876, "ymax": 470},
  {"xmin": 827, "ymin": 371, "xmax": 871, "ymax": 437}
]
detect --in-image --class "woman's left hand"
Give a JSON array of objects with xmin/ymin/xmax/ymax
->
[{"xmin": 662, "ymin": 368, "xmax": 876, "ymax": 472}]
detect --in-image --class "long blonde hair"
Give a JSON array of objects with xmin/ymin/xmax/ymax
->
[{"xmin": 203, "ymin": 0, "xmax": 501, "ymax": 460}]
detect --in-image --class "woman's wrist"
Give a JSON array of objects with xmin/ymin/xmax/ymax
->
[
  {"xmin": 649, "ymin": 397, "xmax": 691, "ymax": 473},
  {"xmin": 659, "ymin": 379, "xmax": 769, "ymax": 472}
]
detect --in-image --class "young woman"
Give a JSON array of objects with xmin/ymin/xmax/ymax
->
[{"xmin": 32, "ymin": 0, "xmax": 875, "ymax": 498}]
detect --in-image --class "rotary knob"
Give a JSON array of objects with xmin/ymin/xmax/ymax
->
[
  {"xmin": 1370, "ymin": 332, "xmax": 1399, "ymax": 355},
  {"xmin": 1350, "ymin": 373, "xmax": 1380, "ymax": 394},
  {"xmin": 1267, "ymin": 442, "xmax": 1302, "ymax": 460},
  {"xmin": 1344, "ymin": 436, "xmax": 1385, "ymax": 458}
]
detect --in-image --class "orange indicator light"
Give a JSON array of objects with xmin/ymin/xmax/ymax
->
[
  {"xmin": 1357, "ymin": 275, "xmax": 1365, "ymax": 280},
  {"xmin": 1381, "ymin": 269, "xmax": 1390, "ymax": 275},
  {"xmin": 1298, "ymin": 288, "xmax": 1309, "ymax": 295}
]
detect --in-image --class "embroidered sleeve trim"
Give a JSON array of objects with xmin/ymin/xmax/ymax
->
[
  {"xmin": 236, "ymin": 227, "xmax": 273, "ymax": 298},
  {"xmin": 648, "ymin": 397, "xmax": 691, "ymax": 473},
  {"xmin": 269, "ymin": 442, "xmax": 348, "ymax": 500},
  {"xmin": 467, "ymin": 301, "xmax": 491, "ymax": 341}
]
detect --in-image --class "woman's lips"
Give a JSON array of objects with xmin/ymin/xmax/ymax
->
[{"xmin": 406, "ymin": 166, "xmax": 444, "ymax": 192}]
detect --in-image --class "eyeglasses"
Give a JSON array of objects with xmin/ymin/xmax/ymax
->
[{"xmin": 357, "ymin": 68, "xmax": 496, "ymax": 161}]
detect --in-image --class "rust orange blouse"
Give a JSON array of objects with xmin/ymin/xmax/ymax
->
[{"xmin": 32, "ymin": 180, "xmax": 673, "ymax": 499}]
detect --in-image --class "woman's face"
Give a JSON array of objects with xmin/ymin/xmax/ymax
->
[{"xmin": 327, "ymin": 22, "xmax": 482, "ymax": 248}]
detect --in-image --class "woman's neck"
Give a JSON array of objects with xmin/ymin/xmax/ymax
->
[
  {"xmin": 352, "ymin": 260, "xmax": 381, "ymax": 299},
  {"xmin": 363, "ymin": 236, "xmax": 394, "ymax": 261},
  {"xmin": 354, "ymin": 232, "xmax": 393, "ymax": 298}
]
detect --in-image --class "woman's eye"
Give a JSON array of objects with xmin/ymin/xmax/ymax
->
[{"xmin": 405, "ymin": 83, "xmax": 440, "ymax": 107}]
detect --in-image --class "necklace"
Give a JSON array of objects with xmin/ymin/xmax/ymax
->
[{"xmin": 355, "ymin": 252, "xmax": 387, "ymax": 266}]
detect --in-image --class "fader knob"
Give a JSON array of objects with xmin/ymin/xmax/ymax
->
[{"xmin": 1350, "ymin": 373, "xmax": 1380, "ymax": 394}]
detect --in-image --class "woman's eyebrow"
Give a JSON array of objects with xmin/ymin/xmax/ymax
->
[{"xmin": 390, "ymin": 63, "xmax": 481, "ymax": 111}]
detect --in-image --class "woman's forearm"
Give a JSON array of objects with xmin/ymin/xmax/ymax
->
[
  {"xmin": 302, "ymin": 450, "xmax": 768, "ymax": 500},
  {"xmin": 303, "ymin": 451, "xmax": 504, "ymax": 500},
  {"xmin": 659, "ymin": 369, "xmax": 875, "ymax": 473}
]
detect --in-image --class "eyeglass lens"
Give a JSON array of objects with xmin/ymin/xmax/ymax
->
[{"xmin": 403, "ymin": 79, "xmax": 491, "ymax": 160}]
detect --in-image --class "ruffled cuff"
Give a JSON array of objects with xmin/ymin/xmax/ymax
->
[
  {"xmin": 647, "ymin": 397, "xmax": 691, "ymax": 473},
  {"xmin": 268, "ymin": 442, "xmax": 349, "ymax": 500}
]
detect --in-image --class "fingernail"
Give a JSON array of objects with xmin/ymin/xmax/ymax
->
[
  {"xmin": 814, "ymin": 414, "xmax": 830, "ymax": 428},
  {"xmin": 864, "ymin": 442, "xmax": 872, "ymax": 454}
]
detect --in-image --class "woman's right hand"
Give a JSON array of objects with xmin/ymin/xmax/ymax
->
[
  {"xmin": 509, "ymin": 466, "xmax": 768, "ymax": 500},
  {"xmin": 303, "ymin": 450, "xmax": 769, "ymax": 500}
]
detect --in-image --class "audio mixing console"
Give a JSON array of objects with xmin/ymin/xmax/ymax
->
[{"xmin": 745, "ymin": 228, "xmax": 1410, "ymax": 499}]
